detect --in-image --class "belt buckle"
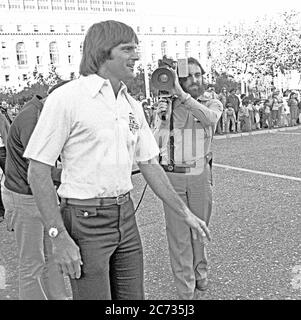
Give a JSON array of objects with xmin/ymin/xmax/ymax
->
[{"xmin": 116, "ymin": 194, "xmax": 126, "ymax": 205}]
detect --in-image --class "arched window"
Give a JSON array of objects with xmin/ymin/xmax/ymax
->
[
  {"xmin": 16, "ymin": 42, "xmax": 27, "ymax": 65},
  {"xmin": 161, "ymin": 41, "xmax": 168, "ymax": 57},
  {"xmin": 80, "ymin": 42, "xmax": 83, "ymax": 56},
  {"xmin": 185, "ymin": 41, "xmax": 191, "ymax": 57},
  {"xmin": 207, "ymin": 41, "xmax": 212, "ymax": 59},
  {"xmin": 49, "ymin": 41, "xmax": 59, "ymax": 65}
]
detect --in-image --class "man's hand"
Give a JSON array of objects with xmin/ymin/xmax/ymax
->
[
  {"xmin": 157, "ymin": 99, "xmax": 170, "ymax": 120},
  {"xmin": 184, "ymin": 212, "xmax": 211, "ymax": 242},
  {"xmin": 52, "ymin": 231, "xmax": 83, "ymax": 279}
]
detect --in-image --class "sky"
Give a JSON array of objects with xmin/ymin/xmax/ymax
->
[{"xmin": 137, "ymin": 0, "xmax": 301, "ymax": 24}]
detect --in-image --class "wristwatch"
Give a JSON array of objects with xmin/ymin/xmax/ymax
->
[{"xmin": 48, "ymin": 226, "xmax": 65, "ymax": 238}]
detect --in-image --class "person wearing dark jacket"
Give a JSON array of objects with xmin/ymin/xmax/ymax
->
[
  {"xmin": 1, "ymin": 81, "xmax": 69, "ymax": 299},
  {"xmin": 227, "ymin": 88, "xmax": 240, "ymax": 130},
  {"xmin": 0, "ymin": 111, "xmax": 10, "ymax": 222}
]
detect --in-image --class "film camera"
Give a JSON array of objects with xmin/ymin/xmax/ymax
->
[
  {"xmin": 151, "ymin": 56, "xmax": 189, "ymax": 93},
  {"xmin": 151, "ymin": 56, "xmax": 189, "ymax": 120}
]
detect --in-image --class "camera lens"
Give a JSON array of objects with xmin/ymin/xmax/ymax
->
[{"xmin": 158, "ymin": 74, "xmax": 169, "ymax": 83}]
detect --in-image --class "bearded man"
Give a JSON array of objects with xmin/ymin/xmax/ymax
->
[{"xmin": 153, "ymin": 57, "xmax": 222, "ymax": 299}]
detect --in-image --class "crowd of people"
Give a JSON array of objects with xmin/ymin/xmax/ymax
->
[{"xmin": 141, "ymin": 86, "xmax": 301, "ymax": 133}]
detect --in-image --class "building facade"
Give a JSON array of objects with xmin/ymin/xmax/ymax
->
[{"xmin": 0, "ymin": 1, "xmax": 223, "ymax": 90}]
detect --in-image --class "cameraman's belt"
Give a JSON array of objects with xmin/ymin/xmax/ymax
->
[
  {"xmin": 161, "ymin": 153, "xmax": 212, "ymax": 173},
  {"xmin": 62, "ymin": 192, "xmax": 130, "ymax": 207}
]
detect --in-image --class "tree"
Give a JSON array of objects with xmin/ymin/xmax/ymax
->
[
  {"xmin": 0, "ymin": 65, "xmax": 64, "ymax": 111},
  {"xmin": 211, "ymin": 10, "xmax": 301, "ymax": 93},
  {"xmin": 127, "ymin": 63, "xmax": 155, "ymax": 99}
]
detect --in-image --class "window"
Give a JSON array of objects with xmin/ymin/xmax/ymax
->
[
  {"xmin": 1, "ymin": 42, "xmax": 6, "ymax": 49},
  {"xmin": 68, "ymin": 55, "xmax": 72, "ymax": 64},
  {"xmin": 67, "ymin": 41, "xmax": 71, "ymax": 48},
  {"xmin": 36, "ymin": 56, "xmax": 42, "ymax": 65},
  {"xmin": 0, "ymin": 25, "xmax": 3, "ymax": 32},
  {"xmin": 50, "ymin": 25, "xmax": 55, "ymax": 32},
  {"xmin": 80, "ymin": 42, "xmax": 83, "ymax": 55},
  {"xmin": 2, "ymin": 57, "xmax": 8, "ymax": 66},
  {"xmin": 161, "ymin": 41, "xmax": 168, "ymax": 57},
  {"xmin": 149, "ymin": 27, "xmax": 152, "ymax": 32},
  {"xmin": 23, "ymin": 74, "xmax": 27, "ymax": 81},
  {"xmin": 34, "ymin": 25, "xmax": 38, "ymax": 32},
  {"xmin": 5, "ymin": 75, "xmax": 9, "ymax": 82},
  {"xmin": 185, "ymin": 41, "xmax": 191, "ymax": 57},
  {"xmin": 162, "ymin": 27, "xmax": 165, "ymax": 33},
  {"xmin": 16, "ymin": 42, "xmax": 28, "ymax": 65},
  {"xmin": 49, "ymin": 42, "xmax": 59, "ymax": 64},
  {"xmin": 17, "ymin": 25, "xmax": 22, "ymax": 32},
  {"xmin": 137, "ymin": 26, "xmax": 140, "ymax": 33},
  {"xmin": 174, "ymin": 27, "xmax": 177, "ymax": 33},
  {"xmin": 81, "ymin": 25, "xmax": 85, "ymax": 32},
  {"xmin": 66, "ymin": 25, "xmax": 70, "ymax": 33},
  {"xmin": 36, "ymin": 41, "xmax": 39, "ymax": 48}
]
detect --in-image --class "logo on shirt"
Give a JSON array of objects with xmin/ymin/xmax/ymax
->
[{"xmin": 129, "ymin": 112, "xmax": 139, "ymax": 134}]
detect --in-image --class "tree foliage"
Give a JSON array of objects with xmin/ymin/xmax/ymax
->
[
  {"xmin": 1, "ymin": 65, "xmax": 64, "ymax": 106},
  {"xmin": 211, "ymin": 10, "xmax": 301, "ymax": 89}
]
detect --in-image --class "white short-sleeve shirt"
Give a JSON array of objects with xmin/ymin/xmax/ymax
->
[{"xmin": 24, "ymin": 74, "xmax": 159, "ymax": 199}]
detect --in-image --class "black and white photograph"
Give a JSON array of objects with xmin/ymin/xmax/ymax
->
[{"xmin": 0, "ymin": 0, "xmax": 300, "ymax": 304}]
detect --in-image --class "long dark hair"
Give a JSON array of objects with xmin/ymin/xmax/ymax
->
[{"xmin": 79, "ymin": 20, "xmax": 138, "ymax": 76}]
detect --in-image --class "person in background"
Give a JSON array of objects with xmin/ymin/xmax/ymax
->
[
  {"xmin": 142, "ymin": 100, "xmax": 154, "ymax": 128},
  {"xmin": 204, "ymin": 84, "xmax": 219, "ymax": 100},
  {"xmin": 0, "ymin": 110, "xmax": 10, "ymax": 223},
  {"xmin": 237, "ymin": 99, "xmax": 250, "ymax": 132},
  {"xmin": 217, "ymin": 87, "xmax": 228, "ymax": 134},
  {"xmin": 253, "ymin": 99, "xmax": 261, "ymax": 130},
  {"xmin": 287, "ymin": 91, "xmax": 299, "ymax": 126},
  {"xmin": 1, "ymin": 81, "xmax": 70, "ymax": 300},
  {"xmin": 225, "ymin": 102, "xmax": 236, "ymax": 133},
  {"xmin": 153, "ymin": 57, "xmax": 222, "ymax": 299},
  {"xmin": 227, "ymin": 88, "xmax": 240, "ymax": 131},
  {"xmin": 263, "ymin": 99, "xmax": 272, "ymax": 129}
]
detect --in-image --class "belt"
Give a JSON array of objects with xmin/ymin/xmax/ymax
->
[
  {"xmin": 161, "ymin": 153, "xmax": 213, "ymax": 173},
  {"xmin": 62, "ymin": 192, "xmax": 130, "ymax": 207}
]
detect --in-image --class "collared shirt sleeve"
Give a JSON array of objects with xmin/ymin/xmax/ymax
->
[
  {"xmin": 185, "ymin": 97, "xmax": 223, "ymax": 127},
  {"xmin": 23, "ymin": 91, "xmax": 72, "ymax": 166},
  {"xmin": 132, "ymin": 100, "xmax": 159, "ymax": 163}
]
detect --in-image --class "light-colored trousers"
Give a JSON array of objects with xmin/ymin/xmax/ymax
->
[
  {"xmin": 2, "ymin": 185, "xmax": 68, "ymax": 300},
  {"xmin": 163, "ymin": 164, "xmax": 212, "ymax": 299}
]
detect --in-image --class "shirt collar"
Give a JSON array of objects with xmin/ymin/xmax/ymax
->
[{"xmin": 81, "ymin": 74, "xmax": 128, "ymax": 98}]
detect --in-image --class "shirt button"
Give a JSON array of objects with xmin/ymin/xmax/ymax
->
[{"xmin": 83, "ymin": 211, "xmax": 89, "ymax": 217}]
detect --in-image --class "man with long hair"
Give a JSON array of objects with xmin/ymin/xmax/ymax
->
[
  {"xmin": 23, "ymin": 20, "xmax": 210, "ymax": 300},
  {"xmin": 153, "ymin": 57, "xmax": 222, "ymax": 299}
]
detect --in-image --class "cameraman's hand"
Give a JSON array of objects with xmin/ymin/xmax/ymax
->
[
  {"xmin": 157, "ymin": 100, "xmax": 169, "ymax": 121},
  {"xmin": 169, "ymin": 69, "xmax": 189, "ymax": 101}
]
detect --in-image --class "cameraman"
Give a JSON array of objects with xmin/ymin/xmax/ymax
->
[{"xmin": 153, "ymin": 57, "xmax": 222, "ymax": 299}]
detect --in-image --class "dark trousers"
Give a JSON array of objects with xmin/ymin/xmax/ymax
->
[
  {"xmin": 60, "ymin": 197, "xmax": 144, "ymax": 300},
  {"xmin": 0, "ymin": 146, "xmax": 6, "ymax": 218}
]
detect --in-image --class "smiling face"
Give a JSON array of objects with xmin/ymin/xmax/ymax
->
[
  {"xmin": 181, "ymin": 63, "xmax": 204, "ymax": 99},
  {"xmin": 98, "ymin": 40, "xmax": 139, "ymax": 87}
]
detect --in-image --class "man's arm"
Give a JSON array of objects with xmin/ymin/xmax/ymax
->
[
  {"xmin": 28, "ymin": 159, "xmax": 82, "ymax": 279},
  {"xmin": 184, "ymin": 97, "xmax": 223, "ymax": 127},
  {"xmin": 138, "ymin": 158, "xmax": 211, "ymax": 241}
]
